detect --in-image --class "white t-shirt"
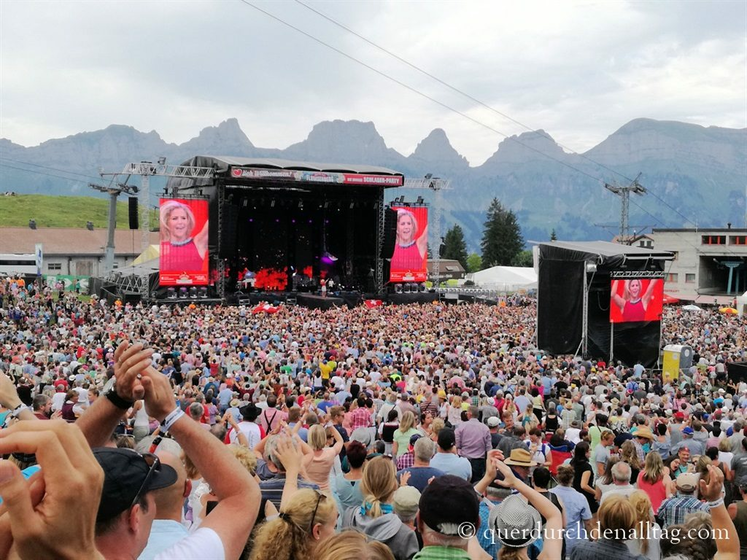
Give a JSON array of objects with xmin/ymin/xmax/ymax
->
[
  {"xmin": 155, "ymin": 527, "xmax": 224, "ymax": 560},
  {"xmin": 229, "ymin": 421, "xmax": 262, "ymax": 449}
]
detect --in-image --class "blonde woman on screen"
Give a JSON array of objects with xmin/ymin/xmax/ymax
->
[{"xmin": 160, "ymin": 200, "xmax": 209, "ymax": 271}]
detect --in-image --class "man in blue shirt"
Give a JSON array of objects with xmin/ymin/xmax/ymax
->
[{"xmin": 429, "ymin": 428, "xmax": 472, "ymax": 481}]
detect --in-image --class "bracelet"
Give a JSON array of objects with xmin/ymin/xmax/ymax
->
[
  {"xmin": 162, "ymin": 408, "xmax": 185, "ymax": 432},
  {"xmin": 10, "ymin": 404, "xmax": 29, "ymax": 418},
  {"xmin": 105, "ymin": 386, "xmax": 135, "ymax": 410},
  {"xmin": 707, "ymin": 498, "xmax": 725, "ymax": 509}
]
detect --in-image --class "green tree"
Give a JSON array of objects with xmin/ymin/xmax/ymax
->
[
  {"xmin": 466, "ymin": 253, "xmax": 482, "ymax": 272},
  {"xmin": 442, "ymin": 224, "xmax": 469, "ymax": 270},
  {"xmin": 511, "ymin": 250, "xmax": 533, "ymax": 267},
  {"xmin": 550, "ymin": 228, "xmax": 557, "ymax": 241},
  {"xmin": 481, "ymin": 198, "xmax": 524, "ymax": 267}
]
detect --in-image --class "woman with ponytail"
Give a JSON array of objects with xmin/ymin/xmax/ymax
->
[
  {"xmin": 626, "ymin": 491, "xmax": 661, "ymax": 560},
  {"xmin": 249, "ymin": 488, "xmax": 338, "ymax": 560},
  {"xmin": 341, "ymin": 456, "xmax": 419, "ymax": 560}
]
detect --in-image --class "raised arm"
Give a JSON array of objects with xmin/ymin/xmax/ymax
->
[
  {"xmin": 493, "ymin": 459, "xmax": 563, "ymax": 560},
  {"xmin": 0, "ymin": 373, "xmax": 36, "ymax": 422},
  {"xmin": 701, "ymin": 464, "xmax": 739, "ymax": 560},
  {"xmin": 611, "ymin": 280, "xmax": 625, "ymax": 311},
  {"xmin": 141, "ymin": 365, "xmax": 260, "ymax": 560},
  {"xmin": 194, "ymin": 221, "xmax": 209, "ymax": 259},
  {"xmin": 416, "ymin": 224, "xmax": 428, "ymax": 259},
  {"xmin": 642, "ymin": 279, "xmax": 658, "ymax": 310}
]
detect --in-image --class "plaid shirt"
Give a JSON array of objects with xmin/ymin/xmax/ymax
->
[
  {"xmin": 656, "ymin": 494, "xmax": 709, "ymax": 528},
  {"xmin": 349, "ymin": 407, "xmax": 372, "ymax": 431},
  {"xmin": 397, "ymin": 451, "xmax": 415, "ymax": 470}
]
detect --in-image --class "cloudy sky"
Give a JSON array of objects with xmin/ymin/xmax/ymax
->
[{"xmin": 1, "ymin": 0, "xmax": 744, "ymax": 165}]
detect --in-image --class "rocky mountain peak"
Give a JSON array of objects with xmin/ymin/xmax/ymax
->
[{"xmin": 409, "ymin": 128, "xmax": 469, "ymax": 170}]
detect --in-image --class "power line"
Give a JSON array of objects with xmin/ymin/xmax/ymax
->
[
  {"xmin": 0, "ymin": 162, "xmax": 98, "ymax": 184},
  {"xmin": 235, "ymin": 0, "xmax": 607, "ymax": 187},
  {"xmin": 238, "ymin": 1, "xmax": 746, "ymax": 263},
  {"xmin": 0, "ymin": 157, "xmax": 103, "ymax": 183},
  {"xmin": 291, "ymin": 0, "xmax": 708, "ymax": 232}
]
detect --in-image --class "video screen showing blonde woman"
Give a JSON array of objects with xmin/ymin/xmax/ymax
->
[
  {"xmin": 389, "ymin": 206, "xmax": 428, "ymax": 283},
  {"xmin": 610, "ymin": 278, "xmax": 663, "ymax": 323},
  {"xmin": 159, "ymin": 198, "xmax": 209, "ymax": 286}
]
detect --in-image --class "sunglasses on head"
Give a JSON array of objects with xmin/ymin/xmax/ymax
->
[
  {"xmin": 130, "ymin": 453, "xmax": 160, "ymax": 510},
  {"xmin": 308, "ymin": 489, "xmax": 327, "ymax": 533}
]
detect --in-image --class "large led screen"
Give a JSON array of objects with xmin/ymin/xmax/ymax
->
[
  {"xmin": 389, "ymin": 206, "xmax": 428, "ymax": 283},
  {"xmin": 610, "ymin": 278, "xmax": 663, "ymax": 323},
  {"xmin": 159, "ymin": 198, "xmax": 209, "ymax": 286}
]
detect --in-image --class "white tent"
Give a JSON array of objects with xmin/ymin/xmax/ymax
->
[
  {"xmin": 469, "ymin": 266, "xmax": 537, "ymax": 292},
  {"xmin": 737, "ymin": 291, "xmax": 747, "ymax": 318}
]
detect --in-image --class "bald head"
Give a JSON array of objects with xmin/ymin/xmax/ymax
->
[{"xmin": 152, "ymin": 451, "xmax": 190, "ymax": 521}]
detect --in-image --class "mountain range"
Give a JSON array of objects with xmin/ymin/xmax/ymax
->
[{"xmin": 1, "ymin": 118, "xmax": 745, "ymax": 251}]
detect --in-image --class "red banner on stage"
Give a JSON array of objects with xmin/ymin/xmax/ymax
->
[
  {"xmin": 610, "ymin": 278, "xmax": 663, "ymax": 323},
  {"xmin": 159, "ymin": 198, "xmax": 209, "ymax": 286},
  {"xmin": 389, "ymin": 206, "xmax": 428, "ymax": 283}
]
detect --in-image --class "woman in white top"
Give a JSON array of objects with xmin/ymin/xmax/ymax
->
[{"xmin": 130, "ymin": 400, "xmax": 150, "ymax": 443}]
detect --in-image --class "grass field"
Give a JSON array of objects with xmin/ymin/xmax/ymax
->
[{"xmin": 0, "ymin": 194, "xmax": 157, "ymax": 229}]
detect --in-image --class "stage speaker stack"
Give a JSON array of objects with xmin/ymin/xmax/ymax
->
[
  {"xmin": 380, "ymin": 207, "xmax": 398, "ymax": 258},
  {"xmin": 128, "ymin": 197, "xmax": 139, "ymax": 230},
  {"xmin": 219, "ymin": 205, "xmax": 240, "ymax": 258}
]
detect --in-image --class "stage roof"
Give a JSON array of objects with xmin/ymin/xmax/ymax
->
[
  {"xmin": 537, "ymin": 240, "xmax": 675, "ymax": 264},
  {"xmin": 197, "ymin": 156, "xmax": 404, "ymax": 177},
  {"xmin": 171, "ymin": 156, "xmax": 405, "ymax": 190}
]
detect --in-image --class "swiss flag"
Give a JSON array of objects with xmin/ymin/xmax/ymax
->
[
  {"xmin": 252, "ymin": 303, "xmax": 280, "ymax": 314},
  {"xmin": 364, "ymin": 299, "xmax": 383, "ymax": 309}
]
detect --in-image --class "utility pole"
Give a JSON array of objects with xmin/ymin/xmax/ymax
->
[
  {"xmin": 605, "ymin": 173, "xmax": 646, "ymax": 242},
  {"xmin": 88, "ymin": 182, "xmax": 138, "ymax": 276},
  {"xmin": 100, "ymin": 159, "xmax": 215, "ymax": 254}
]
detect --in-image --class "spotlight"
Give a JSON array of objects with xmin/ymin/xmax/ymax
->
[
  {"xmin": 321, "ymin": 252, "xmax": 338, "ymax": 264},
  {"xmin": 189, "ymin": 287, "xmax": 198, "ymax": 298},
  {"xmin": 271, "ymin": 200, "xmax": 276, "ymax": 208},
  {"xmin": 178, "ymin": 287, "xmax": 188, "ymax": 299},
  {"xmin": 157, "ymin": 157, "xmax": 167, "ymax": 165},
  {"xmin": 394, "ymin": 284, "xmax": 403, "ymax": 294},
  {"xmin": 167, "ymin": 287, "xmax": 176, "ymax": 299}
]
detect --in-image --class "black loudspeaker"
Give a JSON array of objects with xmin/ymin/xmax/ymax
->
[
  {"xmin": 727, "ymin": 362, "xmax": 747, "ymax": 383},
  {"xmin": 380, "ymin": 207, "xmax": 398, "ymax": 258},
  {"xmin": 219, "ymin": 205, "xmax": 239, "ymax": 257},
  {"xmin": 128, "ymin": 197, "xmax": 139, "ymax": 230}
]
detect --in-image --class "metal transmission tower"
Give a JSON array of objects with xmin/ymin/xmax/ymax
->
[
  {"xmin": 100, "ymin": 159, "xmax": 216, "ymax": 254},
  {"xmin": 88, "ymin": 182, "xmax": 138, "ymax": 276},
  {"xmin": 604, "ymin": 173, "xmax": 646, "ymax": 241},
  {"xmin": 402, "ymin": 175, "xmax": 452, "ymax": 288}
]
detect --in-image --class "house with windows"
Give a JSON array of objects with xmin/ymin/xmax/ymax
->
[
  {"xmin": 0, "ymin": 227, "xmax": 159, "ymax": 278},
  {"xmin": 649, "ymin": 226, "xmax": 747, "ymax": 302}
]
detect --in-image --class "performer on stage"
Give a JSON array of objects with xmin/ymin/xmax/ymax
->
[
  {"xmin": 391, "ymin": 209, "xmax": 427, "ymax": 273},
  {"xmin": 611, "ymin": 278, "xmax": 658, "ymax": 322},
  {"xmin": 160, "ymin": 200, "xmax": 208, "ymax": 272}
]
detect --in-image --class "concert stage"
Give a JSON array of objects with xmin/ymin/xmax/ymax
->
[{"xmin": 164, "ymin": 157, "xmax": 405, "ymax": 300}]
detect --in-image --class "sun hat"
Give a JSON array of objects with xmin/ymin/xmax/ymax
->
[
  {"xmin": 504, "ymin": 448, "xmax": 537, "ymax": 468},
  {"xmin": 488, "ymin": 494, "xmax": 542, "ymax": 547}
]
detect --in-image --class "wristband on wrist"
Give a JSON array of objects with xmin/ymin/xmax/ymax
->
[
  {"xmin": 105, "ymin": 386, "xmax": 135, "ymax": 410},
  {"xmin": 707, "ymin": 498, "xmax": 725, "ymax": 509},
  {"xmin": 10, "ymin": 403, "xmax": 29, "ymax": 418},
  {"xmin": 162, "ymin": 408, "xmax": 185, "ymax": 432}
]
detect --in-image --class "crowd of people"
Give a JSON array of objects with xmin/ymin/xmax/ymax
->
[{"xmin": 0, "ymin": 274, "xmax": 745, "ymax": 559}]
